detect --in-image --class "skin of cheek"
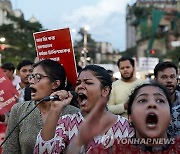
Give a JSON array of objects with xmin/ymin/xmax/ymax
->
[
  {"xmin": 34, "ymin": 81, "xmax": 54, "ymax": 101},
  {"xmin": 129, "ymin": 109, "xmax": 146, "ymax": 138}
]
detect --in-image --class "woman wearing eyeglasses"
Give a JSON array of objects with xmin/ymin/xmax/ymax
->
[{"xmin": 2, "ymin": 59, "xmax": 79, "ymax": 154}]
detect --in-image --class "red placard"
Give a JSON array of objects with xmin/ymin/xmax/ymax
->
[
  {"xmin": 0, "ymin": 68, "xmax": 19, "ymax": 114},
  {"xmin": 0, "ymin": 123, "xmax": 6, "ymax": 153},
  {"xmin": 33, "ymin": 28, "xmax": 77, "ymax": 88}
]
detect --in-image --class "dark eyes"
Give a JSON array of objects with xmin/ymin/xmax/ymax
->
[
  {"xmin": 28, "ymin": 73, "xmax": 48, "ymax": 82},
  {"xmin": 137, "ymin": 98, "xmax": 165, "ymax": 104},
  {"xmin": 156, "ymin": 99, "xmax": 165, "ymax": 104},
  {"xmin": 160, "ymin": 75, "xmax": 177, "ymax": 80},
  {"xmin": 138, "ymin": 99, "xmax": 147, "ymax": 103},
  {"xmin": 120, "ymin": 66, "xmax": 130, "ymax": 70},
  {"xmin": 21, "ymin": 69, "xmax": 33, "ymax": 73},
  {"xmin": 76, "ymin": 81, "xmax": 93, "ymax": 86}
]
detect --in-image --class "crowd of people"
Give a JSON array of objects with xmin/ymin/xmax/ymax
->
[
  {"xmin": 2, "ymin": 59, "xmax": 79, "ymax": 153},
  {"xmin": 0, "ymin": 56, "xmax": 179, "ymax": 153}
]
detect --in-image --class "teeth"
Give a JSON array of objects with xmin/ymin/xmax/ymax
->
[
  {"xmin": 146, "ymin": 123, "xmax": 157, "ymax": 128},
  {"xmin": 147, "ymin": 123, "xmax": 156, "ymax": 126}
]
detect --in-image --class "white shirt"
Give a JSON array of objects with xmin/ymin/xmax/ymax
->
[
  {"xmin": 16, "ymin": 83, "xmax": 25, "ymax": 103},
  {"xmin": 12, "ymin": 75, "xmax": 21, "ymax": 87}
]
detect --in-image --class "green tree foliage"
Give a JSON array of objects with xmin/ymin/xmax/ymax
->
[
  {"xmin": 130, "ymin": 6, "xmax": 152, "ymax": 28},
  {"xmin": 0, "ymin": 13, "xmax": 44, "ymax": 65}
]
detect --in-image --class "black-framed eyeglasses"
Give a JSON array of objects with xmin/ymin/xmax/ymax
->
[{"xmin": 28, "ymin": 73, "xmax": 48, "ymax": 82}]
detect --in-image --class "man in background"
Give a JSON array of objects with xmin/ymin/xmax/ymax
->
[
  {"xmin": 16, "ymin": 60, "xmax": 33, "ymax": 102},
  {"xmin": 154, "ymin": 61, "xmax": 180, "ymax": 107},
  {"xmin": 108, "ymin": 56, "xmax": 144, "ymax": 117},
  {"xmin": 1, "ymin": 62, "xmax": 21, "ymax": 87},
  {"xmin": 154, "ymin": 61, "xmax": 180, "ymax": 137}
]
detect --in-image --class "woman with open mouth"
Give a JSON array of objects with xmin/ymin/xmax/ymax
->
[
  {"xmin": 2, "ymin": 59, "xmax": 79, "ymax": 154},
  {"xmin": 67, "ymin": 82, "xmax": 180, "ymax": 153},
  {"xmin": 124, "ymin": 82, "xmax": 175, "ymax": 153},
  {"xmin": 34, "ymin": 65, "xmax": 134, "ymax": 154}
]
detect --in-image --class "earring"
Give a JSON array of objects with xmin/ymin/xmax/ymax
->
[
  {"xmin": 129, "ymin": 122, "xmax": 134, "ymax": 127},
  {"xmin": 52, "ymin": 80, "xmax": 60, "ymax": 90}
]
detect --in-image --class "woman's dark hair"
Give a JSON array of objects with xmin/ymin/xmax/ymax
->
[
  {"xmin": 33, "ymin": 59, "xmax": 66, "ymax": 90},
  {"xmin": 78, "ymin": 65, "xmax": 112, "ymax": 93},
  {"xmin": 127, "ymin": 82, "xmax": 172, "ymax": 115}
]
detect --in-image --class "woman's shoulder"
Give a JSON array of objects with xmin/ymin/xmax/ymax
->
[
  {"xmin": 60, "ymin": 111, "xmax": 83, "ymax": 122},
  {"xmin": 6, "ymin": 101, "xmax": 35, "ymax": 124},
  {"xmin": 57, "ymin": 111, "xmax": 83, "ymax": 126},
  {"xmin": 61, "ymin": 105, "xmax": 80, "ymax": 116},
  {"xmin": 115, "ymin": 115, "xmax": 134, "ymax": 136},
  {"xmin": 10, "ymin": 101, "xmax": 35, "ymax": 114},
  {"xmin": 116, "ymin": 115, "xmax": 129, "ymax": 123}
]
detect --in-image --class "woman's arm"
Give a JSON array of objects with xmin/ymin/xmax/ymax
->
[{"xmin": 41, "ymin": 90, "xmax": 73, "ymax": 141}]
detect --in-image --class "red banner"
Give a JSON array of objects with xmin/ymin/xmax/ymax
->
[
  {"xmin": 33, "ymin": 28, "xmax": 77, "ymax": 88},
  {"xmin": 0, "ymin": 68, "xmax": 19, "ymax": 114},
  {"xmin": 0, "ymin": 123, "xmax": 6, "ymax": 153}
]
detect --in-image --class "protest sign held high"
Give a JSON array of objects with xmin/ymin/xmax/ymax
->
[{"xmin": 33, "ymin": 28, "xmax": 77, "ymax": 88}]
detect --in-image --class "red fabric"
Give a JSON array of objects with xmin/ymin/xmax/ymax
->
[
  {"xmin": 0, "ymin": 68, "xmax": 19, "ymax": 114},
  {"xmin": 0, "ymin": 123, "xmax": 7, "ymax": 154}
]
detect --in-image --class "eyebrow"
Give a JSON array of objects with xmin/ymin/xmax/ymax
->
[
  {"xmin": 161, "ymin": 74, "xmax": 176, "ymax": 76},
  {"xmin": 135, "ymin": 92, "xmax": 166, "ymax": 100},
  {"xmin": 76, "ymin": 78, "xmax": 93, "ymax": 82}
]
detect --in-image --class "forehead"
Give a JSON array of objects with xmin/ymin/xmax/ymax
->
[
  {"xmin": 119, "ymin": 60, "xmax": 131, "ymax": 67},
  {"xmin": 20, "ymin": 65, "xmax": 33, "ymax": 70},
  {"xmin": 136, "ymin": 86, "xmax": 165, "ymax": 96},
  {"xmin": 2, "ymin": 69, "xmax": 9, "ymax": 72},
  {"xmin": 157, "ymin": 67, "xmax": 177, "ymax": 76},
  {"xmin": 78, "ymin": 70, "xmax": 96, "ymax": 79},
  {"xmin": 33, "ymin": 65, "xmax": 45, "ymax": 73},
  {"xmin": 2, "ymin": 69, "xmax": 12, "ymax": 73}
]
